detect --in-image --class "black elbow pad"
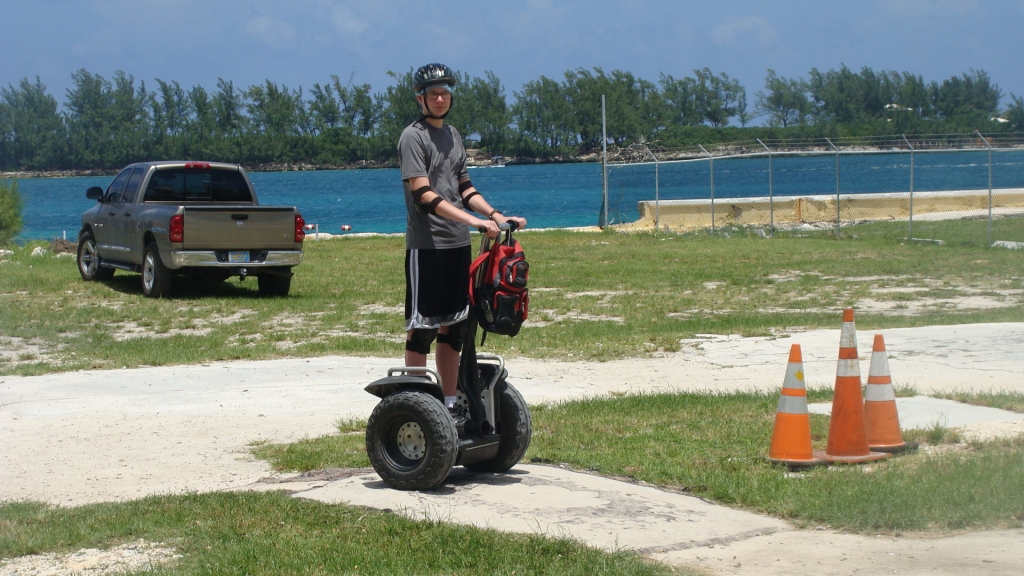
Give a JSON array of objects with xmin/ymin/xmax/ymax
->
[{"xmin": 419, "ymin": 196, "xmax": 443, "ymax": 215}]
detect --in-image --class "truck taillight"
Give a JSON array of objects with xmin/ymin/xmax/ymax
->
[
  {"xmin": 169, "ymin": 214, "xmax": 184, "ymax": 243},
  {"xmin": 184, "ymin": 162, "xmax": 211, "ymax": 169},
  {"xmin": 295, "ymin": 215, "xmax": 305, "ymax": 243}
]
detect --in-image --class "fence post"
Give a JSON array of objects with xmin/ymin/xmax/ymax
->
[
  {"xmin": 600, "ymin": 95, "xmax": 608, "ymax": 228},
  {"xmin": 757, "ymin": 138, "xmax": 773, "ymax": 236},
  {"xmin": 699, "ymin": 144, "xmax": 715, "ymax": 234},
  {"xmin": 641, "ymin": 145, "xmax": 660, "ymax": 231},
  {"xmin": 825, "ymin": 137, "xmax": 841, "ymax": 234},
  {"xmin": 902, "ymin": 134, "xmax": 915, "ymax": 240},
  {"xmin": 976, "ymin": 130, "xmax": 993, "ymax": 247}
]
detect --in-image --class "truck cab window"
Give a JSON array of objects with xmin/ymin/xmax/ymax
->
[
  {"xmin": 121, "ymin": 168, "xmax": 145, "ymax": 204},
  {"xmin": 104, "ymin": 169, "xmax": 133, "ymax": 203},
  {"xmin": 144, "ymin": 168, "xmax": 252, "ymax": 203}
]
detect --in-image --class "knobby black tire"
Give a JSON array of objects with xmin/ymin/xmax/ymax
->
[
  {"xmin": 365, "ymin": 391, "xmax": 458, "ymax": 490},
  {"xmin": 464, "ymin": 381, "xmax": 532, "ymax": 473},
  {"xmin": 142, "ymin": 242, "xmax": 173, "ymax": 298},
  {"xmin": 77, "ymin": 231, "xmax": 114, "ymax": 281}
]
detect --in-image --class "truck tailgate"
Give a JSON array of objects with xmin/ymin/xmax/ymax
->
[{"xmin": 182, "ymin": 206, "xmax": 296, "ymax": 250}]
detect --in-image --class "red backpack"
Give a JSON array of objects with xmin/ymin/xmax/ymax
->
[{"xmin": 469, "ymin": 229, "xmax": 529, "ymax": 338}]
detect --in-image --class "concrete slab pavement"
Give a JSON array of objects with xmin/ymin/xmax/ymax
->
[
  {"xmin": 809, "ymin": 395, "xmax": 1024, "ymax": 433},
  {"xmin": 656, "ymin": 528, "xmax": 1024, "ymax": 576},
  {"xmin": 282, "ymin": 465, "xmax": 790, "ymax": 554}
]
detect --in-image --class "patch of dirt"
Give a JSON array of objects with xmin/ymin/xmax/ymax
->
[
  {"xmin": 0, "ymin": 336, "xmax": 59, "ymax": 366},
  {"xmin": 261, "ymin": 312, "xmax": 328, "ymax": 332},
  {"xmin": 259, "ymin": 467, "xmax": 373, "ymax": 484},
  {"xmin": 357, "ymin": 304, "xmax": 404, "ymax": 315},
  {"xmin": 666, "ymin": 309, "xmax": 734, "ymax": 319},
  {"xmin": 752, "ymin": 282, "xmax": 1022, "ymax": 317},
  {"xmin": 49, "ymin": 239, "xmax": 77, "ymax": 254},
  {"xmin": 109, "ymin": 321, "xmax": 213, "ymax": 342},
  {"xmin": 105, "ymin": 310, "xmax": 258, "ymax": 341},
  {"xmin": 0, "ymin": 539, "xmax": 179, "ymax": 576},
  {"xmin": 563, "ymin": 290, "xmax": 632, "ymax": 306},
  {"xmin": 526, "ymin": 309, "xmax": 625, "ymax": 327}
]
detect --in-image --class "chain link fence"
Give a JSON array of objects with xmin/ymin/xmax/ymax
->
[{"xmin": 602, "ymin": 134, "xmax": 1024, "ymax": 248}]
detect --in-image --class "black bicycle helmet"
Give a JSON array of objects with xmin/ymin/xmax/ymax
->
[{"xmin": 413, "ymin": 63, "xmax": 457, "ymax": 94}]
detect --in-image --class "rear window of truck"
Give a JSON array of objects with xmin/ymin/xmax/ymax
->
[{"xmin": 143, "ymin": 169, "xmax": 253, "ymax": 203}]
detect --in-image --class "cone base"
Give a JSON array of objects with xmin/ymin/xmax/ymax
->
[
  {"xmin": 769, "ymin": 456, "xmax": 828, "ymax": 468},
  {"xmin": 815, "ymin": 450, "xmax": 891, "ymax": 463},
  {"xmin": 870, "ymin": 441, "xmax": 919, "ymax": 454}
]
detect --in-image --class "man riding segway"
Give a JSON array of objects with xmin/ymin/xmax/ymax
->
[{"xmin": 362, "ymin": 63, "xmax": 532, "ymax": 490}]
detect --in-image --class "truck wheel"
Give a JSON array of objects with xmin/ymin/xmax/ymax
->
[
  {"xmin": 366, "ymin": 391, "xmax": 458, "ymax": 490},
  {"xmin": 142, "ymin": 242, "xmax": 173, "ymax": 298},
  {"xmin": 464, "ymin": 382, "xmax": 532, "ymax": 473},
  {"xmin": 77, "ymin": 231, "xmax": 114, "ymax": 281},
  {"xmin": 258, "ymin": 273, "xmax": 291, "ymax": 296}
]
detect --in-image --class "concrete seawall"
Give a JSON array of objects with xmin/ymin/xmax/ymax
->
[{"xmin": 621, "ymin": 188, "xmax": 1024, "ymax": 232}]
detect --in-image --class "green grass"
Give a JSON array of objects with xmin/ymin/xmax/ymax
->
[
  {"xmin": 256, "ymin": 389, "xmax": 1024, "ymax": 534},
  {"xmin": 930, "ymin": 389, "xmax": 1024, "ymax": 413},
  {"xmin": 4, "ymin": 219, "xmax": 1024, "ymax": 567},
  {"xmin": 0, "ymin": 492, "xmax": 678, "ymax": 576},
  {"xmin": 2, "ymin": 217, "xmax": 1024, "ymax": 375}
]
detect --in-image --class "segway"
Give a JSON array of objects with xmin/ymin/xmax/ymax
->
[{"xmin": 364, "ymin": 223, "xmax": 532, "ymax": 490}]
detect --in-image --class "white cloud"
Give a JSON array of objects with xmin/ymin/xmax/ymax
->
[
  {"xmin": 245, "ymin": 16, "xmax": 296, "ymax": 49},
  {"xmin": 331, "ymin": 4, "xmax": 370, "ymax": 39},
  {"xmin": 712, "ymin": 15, "xmax": 776, "ymax": 49}
]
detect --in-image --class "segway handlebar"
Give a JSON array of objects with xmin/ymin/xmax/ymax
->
[{"xmin": 476, "ymin": 221, "xmax": 518, "ymax": 234}]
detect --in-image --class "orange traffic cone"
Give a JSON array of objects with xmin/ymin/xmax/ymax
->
[
  {"xmin": 769, "ymin": 344, "xmax": 826, "ymax": 466},
  {"xmin": 822, "ymin": 309, "xmax": 890, "ymax": 463},
  {"xmin": 864, "ymin": 334, "xmax": 916, "ymax": 453}
]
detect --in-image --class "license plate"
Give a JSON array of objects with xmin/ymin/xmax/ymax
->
[{"xmin": 229, "ymin": 251, "xmax": 250, "ymax": 263}]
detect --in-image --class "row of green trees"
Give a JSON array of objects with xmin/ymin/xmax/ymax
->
[
  {"xmin": 0, "ymin": 179, "xmax": 22, "ymax": 245},
  {"xmin": 2, "ymin": 66, "xmax": 1022, "ymax": 171}
]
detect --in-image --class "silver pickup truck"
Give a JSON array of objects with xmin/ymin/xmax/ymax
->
[{"xmin": 77, "ymin": 161, "xmax": 304, "ymax": 297}]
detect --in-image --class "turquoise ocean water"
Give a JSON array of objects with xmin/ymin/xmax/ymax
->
[{"xmin": 13, "ymin": 150, "xmax": 1024, "ymax": 241}]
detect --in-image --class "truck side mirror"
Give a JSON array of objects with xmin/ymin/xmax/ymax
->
[{"xmin": 87, "ymin": 186, "xmax": 104, "ymax": 201}]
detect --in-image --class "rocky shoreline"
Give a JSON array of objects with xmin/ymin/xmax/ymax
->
[{"xmin": 1, "ymin": 152, "xmax": 607, "ymax": 179}]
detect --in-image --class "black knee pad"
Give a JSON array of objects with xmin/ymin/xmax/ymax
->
[
  {"xmin": 436, "ymin": 320, "xmax": 468, "ymax": 353},
  {"xmin": 405, "ymin": 328, "xmax": 437, "ymax": 355}
]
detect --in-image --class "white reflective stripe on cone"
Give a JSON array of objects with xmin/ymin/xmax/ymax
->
[
  {"xmin": 777, "ymin": 394, "xmax": 809, "ymax": 415},
  {"xmin": 836, "ymin": 358, "xmax": 861, "ymax": 377},
  {"xmin": 869, "ymin": 351, "xmax": 891, "ymax": 379},
  {"xmin": 865, "ymin": 384, "xmax": 897, "ymax": 402},
  {"xmin": 840, "ymin": 324, "xmax": 858, "ymax": 348},
  {"xmin": 783, "ymin": 363, "xmax": 806, "ymax": 389}
]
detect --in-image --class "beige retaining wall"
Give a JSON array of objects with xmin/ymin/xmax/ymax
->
[{"xmin": 621, "ymin": 188, "xmax": 1024, "ymax": 232}]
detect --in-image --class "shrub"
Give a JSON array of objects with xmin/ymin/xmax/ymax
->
[{"xmin": 0, "ymin": 179, "xmax": 24, "ymax": 246}]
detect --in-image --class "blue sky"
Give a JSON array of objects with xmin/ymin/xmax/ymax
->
[{"xmin": 3, "ymin": 0, "xmax": 1023, "ymax": 116}]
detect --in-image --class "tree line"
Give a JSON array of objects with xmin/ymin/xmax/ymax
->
[{"xmin": 1, "ymin": 66, "xmax": 1023, "ymax": 171}]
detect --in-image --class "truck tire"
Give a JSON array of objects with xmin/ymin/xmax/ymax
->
[
  {"xmin": 142, "ymin": 242, "xmax": 173, "ymax": 298},
  {"xmin": 77, "ymin": 231, "xmax": 114, "ymax": 281},
  {"xmin": 366, "ymin": 391, "xmax": 458, "ymax": 490},
  {"xmin": 464, "ymin": 381, "xmax": 532, "ymax": 473},
  {"xmin": 258, "ymin": 272, "xmax": 291, "ymax": 296}
]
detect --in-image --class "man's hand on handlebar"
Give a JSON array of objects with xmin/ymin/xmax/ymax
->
[
  {"xmin": 494, "ymin": 213, "xmax": 527, "ymax": 231},
  {"xmin": 475, "ymin": 218, "xmax": 500, "ymax": 238}
]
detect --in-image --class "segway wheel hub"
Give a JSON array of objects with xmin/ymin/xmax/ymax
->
[{"xmin": 396, "ymin": 422, "xmax": 426, "ymax": 460}]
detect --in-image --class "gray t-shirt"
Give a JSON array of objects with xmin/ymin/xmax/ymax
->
[{"xmin": 398, "ymin": 119, "xmax": 471, "ymax": 249}]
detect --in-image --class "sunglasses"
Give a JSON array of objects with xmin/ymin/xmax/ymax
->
[{"xmin": 422, "ymin": 89, "xmax": 452, "ymax": 101}]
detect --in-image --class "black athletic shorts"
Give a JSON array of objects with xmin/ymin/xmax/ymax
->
[{"xmin": 405, "ymin": 245, "xmax": 471, "ymax": 331}]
